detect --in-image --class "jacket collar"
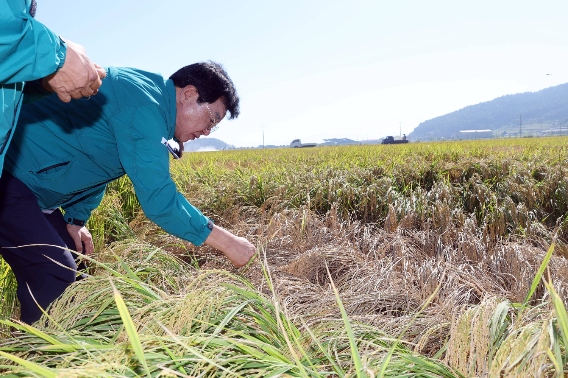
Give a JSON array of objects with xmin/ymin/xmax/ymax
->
[{"xmin": 164, "ymin": 79, "xmax": 177, "ymax": 140}]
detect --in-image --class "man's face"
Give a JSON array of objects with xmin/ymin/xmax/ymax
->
[{"xmin": 174, "ymin": 85, "xmax": 227, "ymax": 143}]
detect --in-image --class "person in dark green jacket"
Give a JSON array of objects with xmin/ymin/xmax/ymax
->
[
  {"xmin": 0, "ymin": 61, "xmax": 256, "ymax": 324},
  {"xmin": 0, "ymin": 0, "xmax": 106, "ymax": 178}
]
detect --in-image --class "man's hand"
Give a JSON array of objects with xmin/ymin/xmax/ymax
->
[
  {"xmin": 65, "ymin": 224, "xmax": 94, "ymax": 256},
  {"xmin": 42, "ymin": 38, "xmax": 107, "ymax": 102},
  {"xmin": 204, "ymin": 225, "xmax": 256, "ymax": 268}
]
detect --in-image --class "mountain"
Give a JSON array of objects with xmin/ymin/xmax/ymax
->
[
  {"xmin": 408, "ymin": 82, "xmax": 568, "ymax": 140},
  {"xmin": 183, "ymin": 138, "xmax": 234, "ymax": 152}
]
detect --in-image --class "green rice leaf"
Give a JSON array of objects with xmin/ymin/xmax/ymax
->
[
  {"xmin": 325, "ymin": 262, "xmax": 364, "ymax": 378},
  {"xmin": 544, "ymin": 279, "xmax": 568, "ymax": 349},
  {"xmin": 545, "ymin": 348, "xmax": 561, "ymax": 374},
  {"xmin": 400, "ymin": 354, "xmax": 464, "ymax": 377},
  {"xmin": 156, "ymin": 338, "xmax": 189, "ymax": 376},
  {"xmin": 121, "ymin": 277, "xmax": 163, "ymax": 301},
  {"xmin": 0, "ymin": 319, "xmax": 67, "ymax": 349},
  {"xmin": 85, "ymin": 296, "xmax": 115, "ymax": 325},
  {"xmin": 548, "ymin": 320, "xmax": 564, "ymax": 376},
  {"xmin": 155, "ymin": 320, "xmax": 244, "ymax": 378},
  {"xmin": 210, "ymin": 299, "xmax": 254, "ymax": 338},
  {"xmin": 300, "ymin": 317, "xmax": 345, "ymax": 376},
  {"xmin": 0, "ymin": 350, "xmax": 57, "ymax": 377},
  {"xmin": 115, "ymin": 253, "xmax": 142, "ymax": 282},
  {"xmin": 36, "ymin": 344, "xmax": 116, "ymax": 351},
  {"xmin": 488, "ymin": 300, "xmax": 511, "ymax": 365},
  {"xmin": 518, "ymin": 243, "xmax": 554, "ymax": 320},
  {"xmin": 110, "ymin": 280, "xmax": 151, "ymax": 378}
]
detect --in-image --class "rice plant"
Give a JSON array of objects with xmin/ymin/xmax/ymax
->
[{"xmin": 1, "ymin": 138, "xmax": 567, "ymax": 376}]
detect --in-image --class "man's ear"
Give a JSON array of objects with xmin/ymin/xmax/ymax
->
[{"xmin": 180, "ymin": 85, "xmax": 198, "ymax": 103}]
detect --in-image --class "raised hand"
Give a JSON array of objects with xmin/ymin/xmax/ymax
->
[{"xmin": 42, "ymin": 38, "xmax": 106, "ymax": 102}]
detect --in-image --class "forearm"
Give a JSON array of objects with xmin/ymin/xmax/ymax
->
[{"xmin": 203, "ymin": 225, "xmax": 256, "ymax": 268}]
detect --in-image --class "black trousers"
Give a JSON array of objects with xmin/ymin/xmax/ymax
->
[{"xmin": 0, "ymin": 173, "xmax": 85, "ymax": 324}]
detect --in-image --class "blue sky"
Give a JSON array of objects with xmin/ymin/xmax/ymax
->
[{"xmin": 38, "ymin": 0, "xmax": 568, "ymax": 147}]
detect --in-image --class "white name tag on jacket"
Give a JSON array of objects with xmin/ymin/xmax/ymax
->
[{"xmin": 161, "ymin": 137, "xmax": 180, "ymax": 159}]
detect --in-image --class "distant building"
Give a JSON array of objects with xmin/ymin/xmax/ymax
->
[{"xmin": 541, "ymin": 128, "xmax": 566, "ymax": 136}]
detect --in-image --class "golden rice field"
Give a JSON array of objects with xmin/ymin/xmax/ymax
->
[{"xmin": 1, "ymin": 137, "xmax": 568, "ymax": 377}]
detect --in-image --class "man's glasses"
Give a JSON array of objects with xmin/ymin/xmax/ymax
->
[{"xmin": 204, "ymin": 103, "xmax": 220, "ymax": 133}]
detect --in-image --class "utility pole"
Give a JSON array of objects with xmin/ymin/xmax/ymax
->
[
  {"xmin": 519, "ymin": 114, "xmax": 522, "ymax": 138},
  {"xmin": 399, "ymin": 120, "xmax": 402, "ymax": 138},
  {"xmin": 261, "ymin": 124, "xmax": 265, "ymax": 149}
]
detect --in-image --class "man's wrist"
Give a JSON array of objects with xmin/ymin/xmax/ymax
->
[{"xmin": 64, "ymin": 215, "xmax": 85, "ymax": 227}]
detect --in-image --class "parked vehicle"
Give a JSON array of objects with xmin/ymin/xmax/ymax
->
[
  {"xmin": 381, "ymin": 135, "xmax": 409, "ymax": 145},
  {"xmin": 290, "ymin": 139, "xmax": 317, "ymax": 148}
]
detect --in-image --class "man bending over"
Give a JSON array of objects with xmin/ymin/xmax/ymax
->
[{"xmin": 0, "ymin": 61, "xmax": 256, "ymax": 324}]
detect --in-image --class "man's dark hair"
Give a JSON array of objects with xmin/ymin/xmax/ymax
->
[{"xmin": 169, "ymin": 61, "xmax": 240, "ymax": 119}]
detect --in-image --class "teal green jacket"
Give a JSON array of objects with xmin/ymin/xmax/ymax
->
[
  {"xmin": 5, "ymin": 67, "xmax": 213, "ymax": 246},
  {"xmin": 0, "ymin": 0, "xmax": 66, "ymax": 177}
]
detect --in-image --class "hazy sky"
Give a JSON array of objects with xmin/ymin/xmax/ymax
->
[{"xmin": 37, "ymin": 0, "xmax": 568, "ymax": 147}]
